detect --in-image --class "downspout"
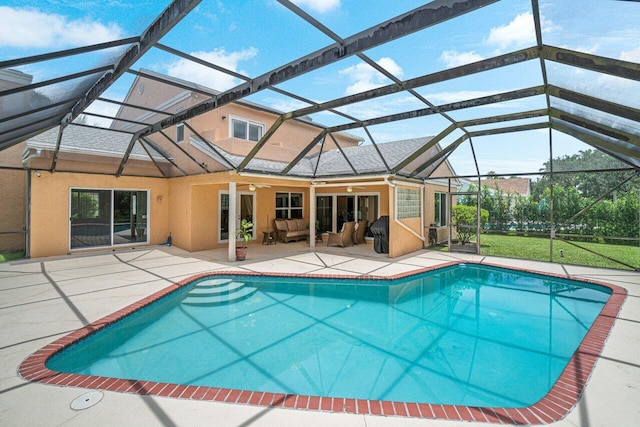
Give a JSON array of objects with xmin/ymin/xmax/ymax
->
[
  {"xmin": 25, "ymin": 169, "xmax": 31, "ymax": 259},
  {"xmin": 22, "ymin": 151, "xmax": 33, "ymax": 259}
]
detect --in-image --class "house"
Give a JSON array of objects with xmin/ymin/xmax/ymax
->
[
  {"xmin": 19, "ymin": 70, "xmax": 458, "ymax": 259},
  {"xmin": 479, "ymin": 177, "xmax": 531, "ymax": 197}
]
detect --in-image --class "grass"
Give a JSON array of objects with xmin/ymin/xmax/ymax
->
[
  {"xmin": 435, "ymin": 234, "xmax": 639, "ymax": 271},
  {"xmin": 0, "ymin": 251, "xmax": 24, "ymax": 263}
]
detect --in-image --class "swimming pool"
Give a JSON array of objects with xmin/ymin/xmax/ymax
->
[{"xmin": 21, "ymin": 262, "xmax": 626, "ymax": 424}]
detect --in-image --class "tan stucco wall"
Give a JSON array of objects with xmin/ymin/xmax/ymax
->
[
  {"xmin": 388, "ymin": 185, "xmax": 424, "ymax": 258},
  {"xmin": 29, "ymin": 172, "xmax": 169, "ymax": 258},
  {"xmin": 0, "ymin": 169, "xmax": 26, "ymax": 252},
  {"xmin": 167, "ymin": 173, "xmax": 311, "ymax": 252},
  {"xmin": 26, "ymin": 170, "xmax": 448, "ymax": 259}
]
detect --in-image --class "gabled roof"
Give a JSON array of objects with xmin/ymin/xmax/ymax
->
[
  {"xmin": 190, "ymin": 135, "xmax": 440, "ymax": 179},
  {"xmin": 24, "ymin": 125, "xmax": 169, "ymax": 161}
]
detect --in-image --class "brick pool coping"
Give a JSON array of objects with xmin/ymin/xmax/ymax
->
[{"xmin": 18, "ymin": 261, "xmax": 627, "ymax": 425}]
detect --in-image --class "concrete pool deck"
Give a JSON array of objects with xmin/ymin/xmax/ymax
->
[{"xmin": 1, "ymin": 243, "xmax": 638, "ymax": 426}]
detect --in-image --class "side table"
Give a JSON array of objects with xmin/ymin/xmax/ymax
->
[{"xmin": 262, "ymin": 231, "xmax": 276, "ymax": 245}]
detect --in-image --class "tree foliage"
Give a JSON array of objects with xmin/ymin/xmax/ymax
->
[
  {"xmin": 467, "ymin": 149, "xmax": 639, "ymax": 243},
  {"xmin": 452, "ymin": 205, "xmax": 489, "ymax": 245},
  {"xmin": 531, "ymin": 149, "xmax": 636, "ymax": 199}
]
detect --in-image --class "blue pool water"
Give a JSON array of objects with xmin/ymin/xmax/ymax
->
[{"xmin": 47, "ymin": 264, "xmax": 610, "ymax": 408}]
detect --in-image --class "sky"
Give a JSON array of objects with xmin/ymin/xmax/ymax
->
[{"xmin": 2, "ymin": 0, "xmax": 639, "ymax": 177}]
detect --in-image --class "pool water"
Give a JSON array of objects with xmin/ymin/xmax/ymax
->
[{"xmin": 47, "ymin": 264, "xmax": 610, "ymax": 408}]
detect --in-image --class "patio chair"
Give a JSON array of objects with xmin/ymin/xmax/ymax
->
[
  {"xmin": 352, "ymin": 220, "xmax": 368, "ymax": 244},
  {"xmin": 327, "ymin": 221, "xmax": 355, "ymax": 247}
]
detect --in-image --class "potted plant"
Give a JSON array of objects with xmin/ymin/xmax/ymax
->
[{"xmin": 236, "ymin": 218, "xmax": 253, "ymax": 261}]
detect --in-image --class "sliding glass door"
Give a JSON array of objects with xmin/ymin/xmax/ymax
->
[
  {"xmin": 113, "ymin": 191, "xmax": 148, "ymax": 245},
  {"xmin": 317, "ymin": 194, "xmax": 379, "ymax": 235},
  {"xmin": 219, "ymin": 191, "xmax": 255, "ymax": 242},
  {"xmin": 70, "ymin": 189, "xmax": 148, "ymax": 250}
]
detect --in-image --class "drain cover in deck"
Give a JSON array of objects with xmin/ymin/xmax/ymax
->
[{"xmin": 71, "ymin": 391, "xmax": 103, "ymax": 410}]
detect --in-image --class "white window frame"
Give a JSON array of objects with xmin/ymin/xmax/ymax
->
[
  {"xmin": 68, "ymin": 187, "xmax": 150, "ymax": 252},
  {"xmin": 218, "ymin": 190, "xmax": 256, "ymax": 244},
  {"xmin": 275, "ymin": 192, "xmax": 304, "ymax": 219},
  {"xmin": 229, "ymin": 115, "xmax": 265, "ymax": 142},
  {"xmin": 435, "ymin": 192, "xmax": 447, "ymax": 227},
  {"xmin": 176, "ymin": 107, "xmax": 185, "ymax": 143},
  {"xmin": 176, "ymin": 122, "xmax": 184, "ymax": 143}
]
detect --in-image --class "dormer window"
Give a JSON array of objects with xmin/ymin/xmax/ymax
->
[{"xmin": 231, "ymin": 116, "xmax": 264, "ymax": 142}]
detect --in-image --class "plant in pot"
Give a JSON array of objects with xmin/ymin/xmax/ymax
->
[{"xmin": 236, "ymin": 218, "xmax": 253, "ymax": 261}]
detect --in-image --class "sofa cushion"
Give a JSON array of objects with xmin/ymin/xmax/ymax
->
[
  {"xmin": 295, "ymin": 218, "xmax": 306, "ymax": 231},
  {"xmin": 274, "ymin": 219, "xmax": 288, "ymax": 232},
  {"xmin": 286, "ymin": 219, "xmax": 298, "ymax": 231}
]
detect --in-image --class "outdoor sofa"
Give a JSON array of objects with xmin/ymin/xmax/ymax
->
[{"xmin": 274, "ymin": 218, "xmax": 309, "ymax": 243}]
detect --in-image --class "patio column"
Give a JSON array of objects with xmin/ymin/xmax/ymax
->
[
  {"xmin": 228, "ymin": 182, "xmax": 237, "ymax": 262},
  {"xmin": 310, "ymin": 186, "xmax": 316, "ymax": 249}
]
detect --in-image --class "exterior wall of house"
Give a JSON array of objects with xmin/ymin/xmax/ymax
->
[
  {"xmin": 29, "ymin": 172, "xmax": 169, "ymax": 258},
  {"xmin": 0, "ymin": 143, "xmax": 27, "ymax": 252},
  {"xmin": 116, "ymin": 75, "xmax": 360, "ymax": 173},
  {"xmin": 388, "ymin": 185, "xmax": 425, "ymax": 258},
  {"xmin": 168, "ymin": 173, "xmax": 311, "ymax": 252},
  {"xmin": 424, "ymin": 181, "xmax": 454, "ymax": 245},
  {"xmin": 0, "ymin": 169, "xmax": 26, "ymax": 252},
  {"xmin": 25, "ymin": 171, "xmax": 456, "ymax": 258}
]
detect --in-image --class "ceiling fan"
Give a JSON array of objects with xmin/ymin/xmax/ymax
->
[
  {"xmin": 346, "ymin": 185, "xmax": 366, "ymax": 192},
  {"xmin": 247, "ymin": 184, "xmax": 271, "ymax": 191}
]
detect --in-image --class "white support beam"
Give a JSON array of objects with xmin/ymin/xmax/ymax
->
[
  {"xmin": 228, "ymin": 182, "xmax": 237, "ymax": 262},
  {"xmin": 310, "ymin": 186, "xmax": 316, "ymax": 249}
]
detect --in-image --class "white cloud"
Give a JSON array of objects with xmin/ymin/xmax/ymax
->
[
  {"xmin": 485, "ymin": 12, "xmax": 537, "ymax": 51},
  {"xmin": 0, "ymin": 7, "xmax": 123, "ymax": 48},
  {"xmin": 487, "ymin": 12, "xmax": 560, "ymax": 52},
  {"xmin": 439, "ymin": 50, "xmax": 484, "ymax": 68},
  {"xmin": 620, "ymin": 45, "xmax": 640, "ymax": 63},
  {"xmin": 263, "ymin": 97, "xmax": 311, "ymax": 113},
  {"xmin": 339, "ymin": 57, "xmax": 403, "ymax": 96},
  {"xmin": 165, "ymin": 48, "xmax": 258, "ymax": 91},
  {"xmin": 291, "ymin": 0, "xmax": 341, "ymax": 14}
]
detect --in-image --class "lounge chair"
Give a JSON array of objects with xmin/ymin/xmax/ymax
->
[
  {"xmin": 352, "ymin": 220, "xmax": 368, "ymax": 244},
  {"xmin": 327, "ymin": 221, "xmax": 355, "ymax": 247}
]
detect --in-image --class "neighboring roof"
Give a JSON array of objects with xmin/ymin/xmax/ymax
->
[{"xmin": 480, "ymin": 177, "xmax": 531, "ymax": 196}]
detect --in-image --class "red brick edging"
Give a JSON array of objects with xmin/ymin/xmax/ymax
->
[{"xmin": 18, "ymin": 261, "xmax": 627, "ymax": 424}]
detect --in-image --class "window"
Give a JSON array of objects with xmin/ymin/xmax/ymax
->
[
  {"xmin": 231, "ymin": 117, "xmax": 265, "ymax": 142},
  {"xmin": 397, "ymin": 188, "xmax": 420, "ymax": 219},
  {"xmin": 276, "ymin": 192, "xmax": 303, "ymax": 219},
  {"xmin": 176, "ymin": 122, "xmax": 184, "ymax": 143},
  {"xmin": 434, "ymin": 192, "xmax": 447, "ymax": 226}
]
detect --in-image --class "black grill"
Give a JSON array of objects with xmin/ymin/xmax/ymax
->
[{"xmin": 370, "ymin": 216, "xmax": 389, "ymax": 254}]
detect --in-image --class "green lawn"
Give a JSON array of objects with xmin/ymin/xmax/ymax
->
[
  {"xmin": 0, "ymin": 251, "xmax": 24, "ymax": 263},
  {"xmin": 436, "ymin": 234, "xmax": 639, "ymax": 271}
]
